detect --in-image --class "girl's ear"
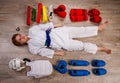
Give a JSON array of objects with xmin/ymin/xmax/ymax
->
[{"xmin": 23, "ymin": 58, "xmax": 31, "ymax": 62}]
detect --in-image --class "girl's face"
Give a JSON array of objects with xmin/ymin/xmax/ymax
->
[{"xmin": 15, "ymin": 34, "xmax": 28, "ymax": 45}]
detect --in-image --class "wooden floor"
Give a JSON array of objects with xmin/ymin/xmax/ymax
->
[{"xmin": 0, "ymin": 0, "xmax": 120, "ymax": 83}]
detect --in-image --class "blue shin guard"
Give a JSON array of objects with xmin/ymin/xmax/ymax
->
[
  {"xmin": 54, "ymin": 60, "xmax": 67, "ymax": 74},
  {"xmin": 91, "ymin": 59, "xmax": 106, "ymax": 67},
  {"xmin": 92, "ymin": 68, "xmax": 107, "ymax": 76},
  {"xmin": 69, "ymin": 70, "xmax": 90, "ymax": 76},
  {"xmin": 69, "ymin": 60, "xmax": 89, "ymax": 66}
]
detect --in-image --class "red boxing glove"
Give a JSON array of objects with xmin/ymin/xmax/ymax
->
[
  {"xmin": 36, "ymin": 3, "xmax": 42, "ymax": 23},
  {"xmin": 27, "ymin": 6, "xmax": 31, "ymax": 25},
  {"xmin": 57, "ymin": 11, "xmax": 67, "ymax": 18},
  {"xmin": 54, "ymin": 4, "xmax": 66, "ymax": 14},
  {"xmin": 54, "ymin": 4, "xmax": 67, "ymax": 18},
  {"xmin": 90, "ymin": 16, "xmax": 102, "ymax": 23},
  {"xmin": 88, "ymin": 8, "xmax": 100, "ymax": 16},
  {"xmin": 57, "ymin": 5, "xmax": 66, "ymax": 11}
]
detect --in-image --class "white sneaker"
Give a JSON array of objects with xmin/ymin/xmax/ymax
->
[{"xmin": 48, "ymin": 5, "xmax": 54, "ymax": 22}]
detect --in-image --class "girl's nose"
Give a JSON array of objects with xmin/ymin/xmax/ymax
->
[{"xmin": 21, "ymin": 35, "xmax": 25, "ymax": 39}]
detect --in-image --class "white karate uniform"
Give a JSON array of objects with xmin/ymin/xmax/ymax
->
[
  {"xmin": 27, "ymin": 22, "xmax": 98, "ymax": 58},
  {"xmin": 26, "ymin": 60, "xmax": 53, "ymax": 78}
]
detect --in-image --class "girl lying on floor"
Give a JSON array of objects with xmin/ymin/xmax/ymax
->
[{"xmin": 12, "ymin": 21, "xmax": 111, "ymax": 58}]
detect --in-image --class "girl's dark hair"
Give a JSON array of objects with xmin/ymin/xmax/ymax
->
[{"xmin": 12, "ymin": 33, "xmax": 27, "ymax": 46}]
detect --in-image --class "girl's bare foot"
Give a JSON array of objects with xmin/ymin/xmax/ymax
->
[
  {"xmin": 98, "ymin": 21, "xmax": 109, "ymax": 31},
  {"xmin": 105, "ymin": 49, "xmax": 111, "ymax": 54}
]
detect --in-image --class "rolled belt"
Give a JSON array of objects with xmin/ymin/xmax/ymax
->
[{"xmin": 45, "ymin": 28, "xmax": 51, "ymax": 47}]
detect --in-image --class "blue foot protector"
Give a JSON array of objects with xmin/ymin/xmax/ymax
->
[
  {"xmin": 54, "ymin": 60, "xmax": 67, "ymax": 74},
  {"xmin": 91, "ymin": 59, "xmax": 106, "ymax": 67},
  {"xmin": 54, "ymin": 66, "xmax": 67, "ymax": 74},
  {"xmin": 69, "ymin": 70, "xmax": 90, "ymax": 76},
  {"xmin": 69, "ymin": 60, "xmax": 89, "ymax": 66},
  {"xmin": 92, "ymin": 68, "xmax": 107, "ymax": 76},
  {"xmin": 57, "ymin": 60, "xmax": 67, "ymax": 67}
]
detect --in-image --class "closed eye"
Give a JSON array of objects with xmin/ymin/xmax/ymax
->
[
  {"xmin": 19, "ymin": 38, "xmax": 21, "ymax": 41},
  {"xmin": 18, "ymin": 34, "xmax": 22, "ymax": 41}
]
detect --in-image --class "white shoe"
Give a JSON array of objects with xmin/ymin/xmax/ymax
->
[{"xmin": 48, "ymin": 5, "xmax": 54, "ymax": 22}]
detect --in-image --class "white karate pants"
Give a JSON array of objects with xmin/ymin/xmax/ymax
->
[{"xmin": 66, "ymin": 26, "xmax": 98, "ymax": 54}]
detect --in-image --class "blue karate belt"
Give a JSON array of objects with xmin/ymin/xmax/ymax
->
[{"xmin": 45, "ymin": 28, "xmax": 51, "ymax": 47}]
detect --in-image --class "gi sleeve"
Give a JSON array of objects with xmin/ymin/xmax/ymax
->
[
  {"xmin": 37, "ymin": 22, "xmax": 54, "ymax": 31},
  {"xmin": 29, "ymin": 47, "xmax": 55, "ymax": 58}
]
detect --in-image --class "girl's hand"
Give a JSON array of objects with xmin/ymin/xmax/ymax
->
[{"xmin": 54, "ymin": 50, "xmax": 65, "ymax": 56}]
